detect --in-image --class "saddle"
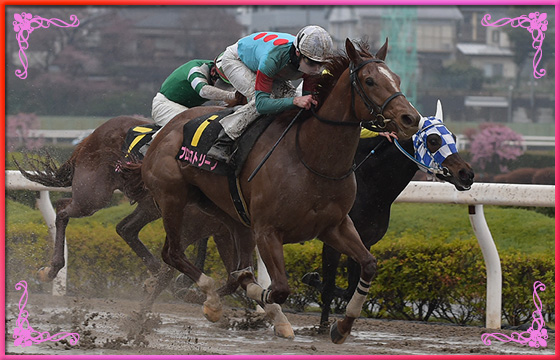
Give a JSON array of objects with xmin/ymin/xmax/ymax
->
[
  {"xmin": 122, "ymin": 123, "xmax": 162, "ymax": 160},
  {"xmin": 176, "ymin": 108, "xmax": 275, "ymax": 226},
  {"xmin": 176, "ymin": 109, "xmax": 274, "ymax": 175}
]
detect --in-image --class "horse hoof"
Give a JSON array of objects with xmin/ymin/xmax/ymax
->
[
  {"xmin": 202, "ymin": 302, "xmax": 223, "ymax": 323},
  {"xmin": 274, "ymin": 323, "xmax": 295, "ymax": 339},
  {"xmin": 36, "ymin": 267, "xmax": 53, "ymax": 283},
  {"xmin": 330, "ymin": 320, "xmax": 350, "ymax": 344},
  {"xmin": 143, "ymin": 277, "xmax": 158, "ymax": 294}
]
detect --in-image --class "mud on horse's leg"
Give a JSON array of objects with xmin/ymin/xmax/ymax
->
[
  {"xmin": 320, "ymin": 217, "xmax": 378, "ymax": 344},
  {"xmin": 231, "ymin": 267, "xmax": 295, "ymax": 339},
  {"xmin": 330, "ymin": 277, "xmax": 372, "ymax": 344},
  {"xmin": 37, "ymin": 198, "xmax": 72, "ymax": 282},
  {"xmin": 140, "ymin": 265, "xmax": 175, "ymax": 312}
]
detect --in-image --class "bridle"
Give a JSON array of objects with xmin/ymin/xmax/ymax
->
[
  {"xmin": 311, "ymin": 58, "xmax": 406, "ymax": 130},
  {"xmin": 349, "ymin": 59, "xmax": 405, "ymax": 131},
  {"xmin": 299, "ymin": 58, "xmax": 407, "ymax": 180}
]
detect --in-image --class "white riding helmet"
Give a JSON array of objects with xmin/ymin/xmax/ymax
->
[{"xmin": 294, "ymin": 25, "xmax": 333, "ymax": 62}]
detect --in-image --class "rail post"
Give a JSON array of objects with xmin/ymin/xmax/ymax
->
[
  {"xmin": 468, "ymin": 204, "xmax": 502, "ymax": 329},
  {"xmin": 35, "ymin": 190, "xmax": 67, "ymax": 296}
]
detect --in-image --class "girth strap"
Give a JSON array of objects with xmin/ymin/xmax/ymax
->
[{"xmin": 227, "ymin": 169, "xmax": 251, "ymax": 227}]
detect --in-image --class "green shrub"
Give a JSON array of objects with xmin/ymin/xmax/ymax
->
[
  {"xmin": 501, "ymin": 252, "xmax": 555, "ymax": 325},
  {"xmin": 364, "ymin": 237, "xmax": 486, "ymax": 323},
  {"xmin": 283, "ymin": 240, "xmax": 324, "ymax": 311},
  {"xmin": 5, "ymin": 200, "xmax": 554, "ymax": 326},
  {"xmin": 5, "ymin": 222, "xmax": 52, "ymax": 294}
]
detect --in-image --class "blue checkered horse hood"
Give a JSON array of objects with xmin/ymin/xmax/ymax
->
[{"xmin": 413, "ymin": 116, "xmax": 458, "ymax": 174}]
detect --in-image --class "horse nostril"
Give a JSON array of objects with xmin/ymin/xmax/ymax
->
[
  {"xmin": 460, "ymin": 168, "xmax": 475, "ymax": 183},
  {"xmin": 400, "ymin": 114, "xmax": 419, "ymax": 128}
]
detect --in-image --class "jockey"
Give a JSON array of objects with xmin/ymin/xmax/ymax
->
[
  {"xmin": 151, "ymin": 56, "xmax": 240, "ymax": 127},
  {"xmin": 206, "ymin": 25, "xmax": 334, "ymax": 163}
]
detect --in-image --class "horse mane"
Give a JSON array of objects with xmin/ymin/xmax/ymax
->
[
  {"xmin": 264, "ymin": 39, "xmax": 375, "ymax": 125},
  {"xmin": 314, "ymin": 39, "xmax": 374, "ymax": 109}
]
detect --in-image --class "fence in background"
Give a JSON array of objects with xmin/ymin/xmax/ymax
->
[{"xmin": 6, "ymin": 170, "xmax": 556, "ymax": 328}]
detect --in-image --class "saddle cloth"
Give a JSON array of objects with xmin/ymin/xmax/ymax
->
[
  {"xmin": 176, "ymin": 109, "xmax": 274, "ymax": 177},
  {"xmin": 176, "ymin": 108, "xmax": 275, "ymax": 227},
  {"xmin": 123, "ymin": 123, "xmax": 162, "ymax": 160}
]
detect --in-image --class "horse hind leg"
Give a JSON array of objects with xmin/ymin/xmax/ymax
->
[
  {"xmin": 157, "ymin": 190, "xmax": 224, "ymax": 322},
  {"xmin": 115, "ymin": 197, "xmax": 174, "ymax": 312},
  {"xmin": 38, "ymin": 166, "xmax": 117, "ymax": 282},
  {"xmin": 116, "ymin": 198, "xmax": 162, "ymax": 275},
  {"xmin": 37, "ymin": 198, "xmax": 73, "ymax": 282},
  {"xmin": 139, "ymin": 264, "xmax": 175, "ymax": 312}
]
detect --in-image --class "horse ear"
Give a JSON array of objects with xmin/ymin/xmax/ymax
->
[
  {"xmin": 345, "ymin": 38, "xmax": 362, "ymax": 66},
  {"xmin": 375, "ymin": 38, "xmax": 388, "ymax": 61},
  {"xmin": 435, "ymin": 99, "xmax": 443, "ymax": 121}
]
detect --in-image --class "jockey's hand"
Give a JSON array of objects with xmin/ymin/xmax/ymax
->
[
  {"xmin": 379, "ymin": 131, "xmax": 398, "ymax": 142},
  {"xmin": 293, "ymin": 95, "xmax": 317, "ymax": 110},
  {"xmin": 225, "ymin": 91, "xmax": 247, "ymax": 107}
]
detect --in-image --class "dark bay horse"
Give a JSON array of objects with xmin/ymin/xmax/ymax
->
[
  {"xmin": 132, "ymin": 38, "xmax": 421, "ymax": 344},
  {"xmin": 301, "ymin": 101, "xmax": 475, "ymax": 326}
]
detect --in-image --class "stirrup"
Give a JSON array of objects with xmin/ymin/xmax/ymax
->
[
  {"xmin": 207, "ymin": 129, "xmax": 234, "ymax": 163},
  {"xmin": 207, "ymin": 144, "xmax": 233, "ymax": 163}
]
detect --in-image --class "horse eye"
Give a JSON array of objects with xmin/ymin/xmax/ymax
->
[
  {"xmin": 365, "ymin": 78, "xmax": 374, "ymax": 86},
  {"xmin": 426, "ymin": 134, "xmax": 442, "ymax": 151}
]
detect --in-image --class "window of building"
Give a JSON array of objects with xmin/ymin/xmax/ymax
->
[
  {"xmin": 492, "ymin": 30, "xmax": 500, "ymax": 44},
  {"xmin": 418, "ymin": 24, "xmax": 453, "ymax": 52}
]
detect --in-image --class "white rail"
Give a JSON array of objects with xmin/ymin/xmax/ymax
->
[
  {"xmin": 455, "ymin": 134, "xmax": 555, "ymax": 151},
  {"xmin": 5, "ymin": 170, "xmax": 555, "ymax": 329},
  {"xmin": 395, "ymin": 181, "xmax": 554, "ymax": 207}
]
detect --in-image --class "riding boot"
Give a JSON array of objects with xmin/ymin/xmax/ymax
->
[{"xmin": 207, "ymin": 129, "xmax": 235, "ymax": 163}]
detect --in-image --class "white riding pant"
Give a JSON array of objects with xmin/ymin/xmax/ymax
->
[
  {"xmin": 219, "ymin": 43, "xmax": 296, "ymax": 140},
  {"xmin": 151, "ymin": 92, "xmax": 189, "ymax": 127}
]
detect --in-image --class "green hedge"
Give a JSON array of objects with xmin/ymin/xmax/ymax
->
[{"xmin": 5, "ymin": 200, "xmax": 554, "ymax": 326}]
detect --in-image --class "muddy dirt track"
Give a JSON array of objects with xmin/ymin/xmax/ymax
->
[{"xmin": 5, "ymin": 291, "xmax": 555, "ymax": 357}]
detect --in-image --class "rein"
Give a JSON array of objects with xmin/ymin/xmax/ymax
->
[
  {"xmin": 295, "ymin": 121, "xmax": 356, "ymax": 180},
  {"xmin": 295, "ymin": 58, "xmax": 406, "ymax": 180}
]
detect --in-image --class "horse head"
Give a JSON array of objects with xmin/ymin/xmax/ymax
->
[
  {"xmin": 345, "ymin": 38, "xmax": 420, "ymax": 139},
  {"xmin": 411, "ymin": 100, "xmax": 474, "ymax": 191}
]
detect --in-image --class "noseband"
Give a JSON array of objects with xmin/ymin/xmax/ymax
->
[{"xmin": 349, "ymin": 59, "xmax": 405, "ymax": 131}]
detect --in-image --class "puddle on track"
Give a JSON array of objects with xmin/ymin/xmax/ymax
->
[{"xmin": 5, "ymin": 292, "xmax": 555, "ymax": 356}]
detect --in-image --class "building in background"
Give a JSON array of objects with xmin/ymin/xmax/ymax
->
[{"xmin": 6, "ymin": 5, "xmax": 554, "ymax": 124}]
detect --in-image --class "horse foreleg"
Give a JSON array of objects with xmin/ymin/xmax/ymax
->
[
  {"xmin": 235, "ymin": 230, "xmax": 294, "ymax": 339},
  {"xmin": 230, "ymin": 266, "xmax": 295, "ymax": 339},
  {"xmin": 319, "ymin": 216, "xmax": 377, "ymax": 344},
  {"xmin": 320, "ymin": 244, "xmax": 343, "ymax": 327}
]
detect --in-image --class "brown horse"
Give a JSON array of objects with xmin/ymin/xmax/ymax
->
[
  {"xmin": 132, "ymin": 38, "xmax": 420, "ymax": 344},
  {"xmin": 14, "ymin": 111, "xmax": 243, "ymax": 310}
]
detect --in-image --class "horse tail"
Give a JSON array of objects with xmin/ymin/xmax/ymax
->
[
  {"xmin": 118, "ymin": 157, "xmax": 148, "ymax": 204},
  {"xmin": 13, "ymin": 147, "xmax": 80, "ymax": 188}
]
